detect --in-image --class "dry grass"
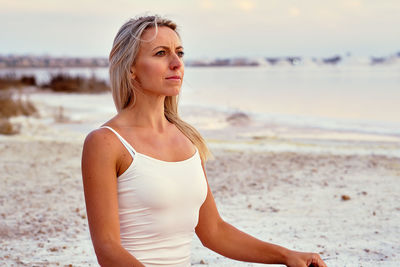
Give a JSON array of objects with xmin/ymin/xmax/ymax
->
[
  {"xmin": 0, "ymin": 90, "xmax": 37, "ymax": 135},
  {"xmin": 0, "ymin": 91, "xmax": 37, "ymax": 118},
  {"xmin": 41, "ymin": 73, "xmax": 110, "ymax": 93},
  {"xmin": 1, "ymin": 72, "xmax": 109, "ymax": 93},
  {"xmin": 0, "ymin": 71, "xmax": 109, "ymax": 135},
  {"xmin": 0, "ymin": 74, "xmax": 36, "ymax": 90},
  {"xmin": 0, "ymin": 119, "xmax": 19, "ymax": 135}
]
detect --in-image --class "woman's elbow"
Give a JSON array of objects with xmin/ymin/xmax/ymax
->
[
  {"xmin": 93, "ymin": 239, "xmax": 120, "ymax": 266},
  {"xmin": 94, "ymin": 246, "xmax": 113, "ymax": 266},
  {"xmin": 196, "ymin": 218, "xmax": 226, "ymax": 249}
]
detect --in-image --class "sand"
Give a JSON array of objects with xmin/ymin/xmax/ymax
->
[{"xmin": 1, "ymin": 91, "xmax": 400, "ymax": 266}]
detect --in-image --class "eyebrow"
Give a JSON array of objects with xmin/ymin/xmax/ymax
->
[{"xmin": 152, "ymin": 45, "xmax": 184, "ymax": 51}]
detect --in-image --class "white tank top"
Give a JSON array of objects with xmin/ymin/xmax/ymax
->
[{"xmin": 101, "ymin": 126, "xmax": 208, "ymax": 267}]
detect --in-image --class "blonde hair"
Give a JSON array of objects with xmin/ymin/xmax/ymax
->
[{"xmin": 109, "ymin": 15, "xmax": 210, "ymax": 162}]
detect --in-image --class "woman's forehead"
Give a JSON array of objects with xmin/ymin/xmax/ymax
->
[{"xmin": 140, "ymin": 27, "xmax": 181, "ymax": 50}]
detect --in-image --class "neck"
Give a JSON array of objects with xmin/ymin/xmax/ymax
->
[{"xmin": 120, "ymin": 92, "xmax": 170, "ymax": 132}]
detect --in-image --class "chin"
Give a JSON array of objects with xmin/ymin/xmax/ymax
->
[{"xmin": 166, "ymin": 87, "xmax": 181, "ymax": 96}]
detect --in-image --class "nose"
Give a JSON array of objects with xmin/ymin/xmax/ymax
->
[{"xmin": 169, "ymin": 53, "xmax": 183, "ymax": 70}]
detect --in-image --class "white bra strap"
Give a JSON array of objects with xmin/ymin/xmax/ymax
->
[{"xmin": 100, "ymin": 126, "xmax": 136, "ymax": 157}]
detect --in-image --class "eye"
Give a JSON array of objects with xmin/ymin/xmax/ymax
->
[
  {"xmin": 177, "ymin": 51, "xmax": 185, "ymax": 57},
  {"xmin": 155, "ymin": 50, "xmax": 166, "ymax": 56}
]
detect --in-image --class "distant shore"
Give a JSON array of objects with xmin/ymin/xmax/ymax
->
[{"xmin": 1, "ymin": 52, "xmax": 400, "ymax": 69}]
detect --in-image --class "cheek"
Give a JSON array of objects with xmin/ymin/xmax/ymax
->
[{"xmin": 138, "ymin": 60, "xmax": 164, "ymax": 81}]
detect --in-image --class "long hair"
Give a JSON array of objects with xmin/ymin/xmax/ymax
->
[{"xmin": 109, "ymin": 15, "xmax": 210, "ymax": 161}]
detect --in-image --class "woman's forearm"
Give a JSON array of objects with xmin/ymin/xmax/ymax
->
[
  {"xmin": 203, "ymin": 220, "xmax": 291, "ymax": 265},
  {"xmin": 94, "ymin": 241, "xmax": 145, "ymax": 267}
]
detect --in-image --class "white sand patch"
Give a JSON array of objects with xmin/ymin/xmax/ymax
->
[{"xmin": 1, "ymin": 139, "xmax": 399, "ymax": 266}]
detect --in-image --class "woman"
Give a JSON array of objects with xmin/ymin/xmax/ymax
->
[{"xmin": 81, "ymin": 15, "xmax": 327, "ymax": 267}]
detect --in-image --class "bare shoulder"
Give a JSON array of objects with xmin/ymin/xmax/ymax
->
[
  {"xmin": 82, "ymin": 127, "xmax": 122, "ymax": 164},
  {"xmin": 81, "ymin": 127, "xmax": 124, "ymax": 185}
]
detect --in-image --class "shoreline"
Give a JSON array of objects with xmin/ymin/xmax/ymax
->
[{"xmin": 9, "ymin": 89, "xmax": 400, "ymax": 157}]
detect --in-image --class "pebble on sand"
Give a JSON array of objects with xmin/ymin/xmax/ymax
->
[{"xmin": 341, "ymin": 194, "xmax": 351, "ymax": 201}]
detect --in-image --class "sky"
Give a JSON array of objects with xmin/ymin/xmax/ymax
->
[{"xmin": 0, "ymin": 0, "xmax": 399, "ymax": 59}]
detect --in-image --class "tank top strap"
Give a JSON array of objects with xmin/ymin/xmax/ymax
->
[{"xmin": 100, "ymin": 126, "xmax": 137, "ymax": 158}]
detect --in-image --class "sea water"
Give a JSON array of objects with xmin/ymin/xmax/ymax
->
[
  {"xmin": 182, "ymin": 65, "xmax": 400, "ymax": 133},
  {"xmin": 3, "ymin": 62, "xmax": 400, "ymax": 155}
]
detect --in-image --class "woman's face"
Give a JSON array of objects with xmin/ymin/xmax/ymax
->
[{"xmin": 132, "ymin": 26, "xmax": 184, "ymax": 97}]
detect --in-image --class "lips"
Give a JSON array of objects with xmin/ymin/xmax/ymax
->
[{"xmin": 165, "ymin": 75, "xmax": 181, "ymax": 80}]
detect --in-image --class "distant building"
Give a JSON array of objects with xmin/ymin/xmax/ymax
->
[
  {"xmin": 0, "ymin": 55, "xmax": 109, "ymax": 68},
  {"xmin": 322, "ymin": 55, "xmax": 341, "ymax": 65}
]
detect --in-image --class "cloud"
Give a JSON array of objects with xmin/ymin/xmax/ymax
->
[
  {"xmin": 199, "ymin": 0, "xmax": 215, "ymax": 9},
  {"xmin": 343, "ymin": 0, "xmax": 362, "ymax": 8},
  {"xmin": 235, "ymin": 0, "xmax": 255, "ymax": 11},
  {"xmin": 289, "ymin": 7, "xmax": 301, "ymax": 17}
]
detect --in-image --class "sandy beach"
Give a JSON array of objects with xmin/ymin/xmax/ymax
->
[{"xmin": 1, "ymin": 91, "xmax": 400, "ymax": 266}]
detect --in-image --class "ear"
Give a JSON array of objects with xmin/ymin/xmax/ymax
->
[{"xmin": 130, "ymin": 66, "xmax": 136, "ymax": 79}]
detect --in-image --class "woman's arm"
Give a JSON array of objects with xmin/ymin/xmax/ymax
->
[
  {"xmin": 195, "ymin": 163, "xmax": 326, "ymax": 267},
  {"xmin": 81, "ymin": 129, "xmax": 144, "ymax": 267}
]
